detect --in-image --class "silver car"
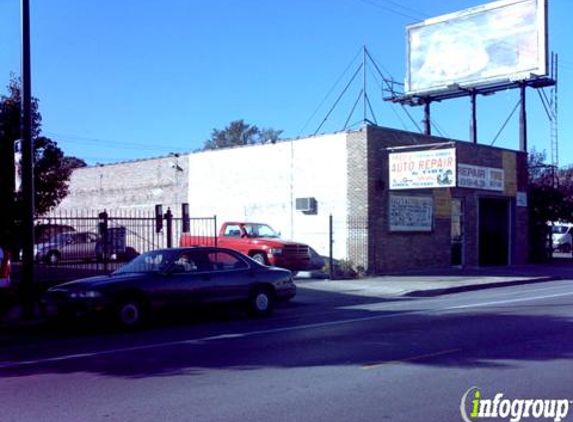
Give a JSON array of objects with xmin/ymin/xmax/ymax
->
[{"xmin": 36, "ymin": 232, "xmax": 100, "ymax": 264}]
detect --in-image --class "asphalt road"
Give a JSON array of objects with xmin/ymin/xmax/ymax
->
[{"xmin": 1, "ymin": 279, "xmax": 572, "ymax": 422}]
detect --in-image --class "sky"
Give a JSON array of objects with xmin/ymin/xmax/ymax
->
[{"xmin": 0, "ymin": 0, "xmax": 572, "ymax": 167}]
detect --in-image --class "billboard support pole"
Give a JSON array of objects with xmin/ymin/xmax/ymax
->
[
  {"xmin": 423, "ymin": 100, "xmax": 431, "ymax": 135},
  {"xmin": 519, "ymin": 83, "xmax": 527, "ymax": 151},
  {"xmin": 470, "ymin": 90, "xmax": 477, "ymax": 144}
]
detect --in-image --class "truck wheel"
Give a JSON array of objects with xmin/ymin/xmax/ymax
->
[
  {"xmin": 251, "ymin": 253, "xmax": 267, "ymax": 265},
  {"xmin": 249, "ymin": 287, "xmax": 274, "ymax": 317}
]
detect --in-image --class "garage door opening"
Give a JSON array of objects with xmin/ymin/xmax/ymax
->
[{"xmin": 479, "ymin": 198, "xmax": 510, "ymax": 266}]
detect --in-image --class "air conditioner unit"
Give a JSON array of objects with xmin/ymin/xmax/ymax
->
[{"xmin": 295, "ymin": 197, "xmax": 317, "ymax": 213}]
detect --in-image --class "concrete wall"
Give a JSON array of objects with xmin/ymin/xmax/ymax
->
[{"xmin": 56, "ymin": 154, "xmax": 189, "ymax": 213}]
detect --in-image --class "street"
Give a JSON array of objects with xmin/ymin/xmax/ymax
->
[{"xmin": 1, "ymin": 279, "xmax": 573, "ymax": 422}]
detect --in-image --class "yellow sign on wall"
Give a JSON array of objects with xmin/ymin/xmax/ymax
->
[
  {"xmin": 502, "ymin": 151, "xmax": 517, "ymax": 196},
  {"xmin": 434, "ymin": 188, "xmax": 452, "ymax": 218}
]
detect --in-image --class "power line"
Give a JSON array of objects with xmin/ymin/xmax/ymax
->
[
  {"xmin": 44, "ymin": 131, "xmax": 188, "ymax": 153},
  {"xmin": 355, "ymin": 0, "xmax": 424, "ymax": 21}
]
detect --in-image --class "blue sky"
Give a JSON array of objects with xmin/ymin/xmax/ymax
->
[{"xmin": 1, "ymin": 0, "xmax": 571, "ymax": 166}]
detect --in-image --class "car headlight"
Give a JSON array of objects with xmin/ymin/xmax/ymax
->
[
  {"xmin": 69, "ymin": 291, "xmax": 102, "ymax": 299},
  {"xmin": 268, "ymin": 248, "xmax": 283, "ymax": 255}
]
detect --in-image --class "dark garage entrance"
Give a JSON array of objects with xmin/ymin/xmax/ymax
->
[{"xmin": 479, "ymin": 198, "xmax": 510, "ymax": 266}]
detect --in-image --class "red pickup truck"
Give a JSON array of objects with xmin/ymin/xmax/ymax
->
[{"xmin": 180, "ymin": 222, "xmax": 312, "ymax": 272}]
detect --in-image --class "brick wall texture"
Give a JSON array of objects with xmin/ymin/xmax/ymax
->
[{"xmin": 345, "ymin": 125, "xmax": 529, "ymax": 273}]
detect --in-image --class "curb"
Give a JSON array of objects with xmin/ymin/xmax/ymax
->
[{"xmin": 404, "ymin": 276, "xmax": 561, "ymax": 297}]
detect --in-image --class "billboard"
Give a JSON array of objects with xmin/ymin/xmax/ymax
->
[
  {"xmin": 389, "ymin": 148, "xmax": 456, "ymax": 190},
  {"xmin": 406, "ymin": 0, "xmax": 547, "ymax": 95}
]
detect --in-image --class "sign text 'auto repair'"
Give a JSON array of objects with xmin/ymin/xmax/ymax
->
[{"xmin": 389, "ymin": 148, "xmax": 456, "ymax": 190}]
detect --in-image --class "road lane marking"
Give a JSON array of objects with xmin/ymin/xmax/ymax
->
[
  {"xmin": 362, "ymin": 348, "xmax": 461, "ymax": 369},
  {"xmin": 1, "ymin": 288, "xmax": 572, "ymax": 370},
  {"xmin": 0, "ymin": 338, "xmax": 204, "ymax": 369},
  {"xmin": 445, "ymin": 291, "xmax": 573, "ymax": 310},
  {"xmin": 0, "ymin": 312, "xmax": 414, "ymax": 370}
]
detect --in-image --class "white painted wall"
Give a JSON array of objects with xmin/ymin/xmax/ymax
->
[{"xmin": 187, "ymin": 133, "xmax": 349, "ymax": 257}]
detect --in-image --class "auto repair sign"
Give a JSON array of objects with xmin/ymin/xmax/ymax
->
[{"xmin": 389, "ymin": 148, "xmax": 456, "ymax": 190}]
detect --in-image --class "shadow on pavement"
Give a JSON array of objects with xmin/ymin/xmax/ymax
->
[{"xmin": 0, "ymin": 282, "xmax": 572, "ymax": 379}]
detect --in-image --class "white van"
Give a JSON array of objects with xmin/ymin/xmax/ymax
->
[{"xmin": 552, "ymin": 223, "xmax": 573, "ymax": 253}]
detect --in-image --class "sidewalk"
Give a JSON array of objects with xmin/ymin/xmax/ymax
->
[
  {"xmin": 296, "ymin": 262, "xmax": 573, "ymax": 299},
  {"xmin": 2, "ymin": 262, "xmax": 572, "ymax": 328}
]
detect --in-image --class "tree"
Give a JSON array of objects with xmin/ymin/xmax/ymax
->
[
  {"xmin": 200, "ymin": 119, "xmax": 283, "ymax": 151},
  {"xmin": 527, "ymin": 149, "xmax": 573, "ymax": 261},
  {"xmin": 0, "ymin": 77, "xmax": 86, "ymax": 243}
]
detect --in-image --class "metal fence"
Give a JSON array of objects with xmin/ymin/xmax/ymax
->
[
  {"xmin": 12, "ymin": 207, "xmax": 372, "ymax": 284},
  {"xmin": 19, "ymin": 208, "xmax": 216, "ymax": 284}
]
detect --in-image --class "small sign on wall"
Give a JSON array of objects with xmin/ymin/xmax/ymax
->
[
  {"xmin": 457, "ymin": 164, "xmax": 504, "ymax": 191},
  {"xmin": 516, "ymin": 192, "xmax": 528, "ymax": 207},
  {"xmin": 389, "ymin": 194, "xmax": 433, "ymax": 232}
]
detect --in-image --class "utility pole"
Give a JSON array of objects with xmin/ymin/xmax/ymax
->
[{"xmin": 20, "ymin": 0, "xmax": 35, "ymax": 319}]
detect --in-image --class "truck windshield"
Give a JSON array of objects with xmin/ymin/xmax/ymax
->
[
  {"xmin": 552, "ymin": 225, "xmax": 570, "ymax": 235},
  {"xmin": 243, "ymin": 223, "xmax": 279, "ymax": 238}
]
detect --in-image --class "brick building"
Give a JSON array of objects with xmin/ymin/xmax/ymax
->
[{"xmin": 56, "ymin": 125, "xmax": 529, "ymax": 273}]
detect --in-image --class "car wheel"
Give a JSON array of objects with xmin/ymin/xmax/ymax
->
[
  {"xmin": 249, "ymin": 287, "xmax": 274, "ymax": 317},
  {"xmin": 116, "ymin": 298, "xmax": 146, "ymax": 328},
  {"xmin": 251, "ymin": 253, "xmax": 267, "ymax": 265},
  {"xmin": 46, "ymin": 251, "xmax": 60, "ymax": 265}
]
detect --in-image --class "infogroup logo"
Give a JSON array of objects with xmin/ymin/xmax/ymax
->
[{"xmin": 460, "ymin": 387, "xmax": 572, "ymax": 422}]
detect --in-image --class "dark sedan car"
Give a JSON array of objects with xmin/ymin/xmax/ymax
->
[{"xmin": 41, "ymin": 247, "xmax": 296, "ymax": 328}]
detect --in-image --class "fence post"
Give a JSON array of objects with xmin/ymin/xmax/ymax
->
[
  {"xmin": 98, "ymin": 211, "xmax": 109, "ymax": 272},
  {"xmin": 181, "ymin": 203, "xmax": 190, "ymax": 233},
  {"xmin": 214, "ymin": 215, "xmax": 218, "ymax": 247},
  {"xmin": 155, "ymin": 204, "xmax": 163, "ymax": 233},
  {"xmin": 165, "ymin": 208, "xmax": 173, "ymax": 248},
  {"xmin": 329, "ymin": 214, "xmax": 334, "ymax": 280}
]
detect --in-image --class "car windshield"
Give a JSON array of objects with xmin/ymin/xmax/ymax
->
[
  {"xmin": 114, "ymin": 250, "xmax": 176, "ymax": 274},
  {"xmin": 243, "ymin": 223, "xmax": 279, "ymax": 238},
  {"xmin": 552, "ymin": 225, "xmax": 570, "ymax": 235}
]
